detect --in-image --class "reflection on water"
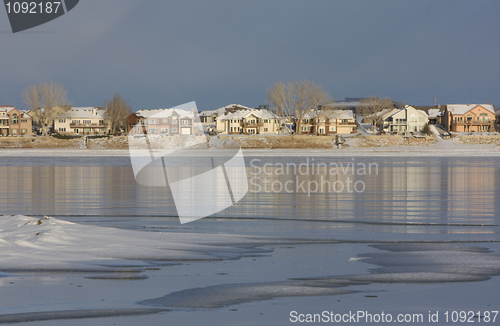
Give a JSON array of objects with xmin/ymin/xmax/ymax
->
[{"xmin": 0, "ymin": 156, "xmax": 498, "ymax": 226}]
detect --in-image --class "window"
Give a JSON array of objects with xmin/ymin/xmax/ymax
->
[
  {"xmin": 21, "ymin": 119, "xmax": 27, "ymax": 123},
  {"xmin": 329, "ymin": 126, "xmax": 336, "ymax": 132},
  {"xmin": 162, "ymin": 119, "xmax": 169, "ymax": 123},
  {"xmin": 181, "ymin": 119, "xmax": 190, "ymax": 125},
  {"xmin": 172, "ymin": 127, "xmax": 177, "ymax": 133},
  {"xmin": 83, "ymin": 120, "xmax": 91, "ymax": 124},
  {"xmin": 99, "ymin": 120, "xmax": 104, "ymax": 125},
  {"xmin": 58, "ymin": 128, "xmax": 66, "ymax": 132},
  {"xmin": 148, "ymin": 128, "xmax": 158, "ymax": 133},
  {"xmin": 172, "ymin": 119, "xmax": 177, "ymax": 124},
  {"xmin": 264, "ymin": 128, "xmax": 268, "ymax": 132},
  {"xmin": 74, "ymin": 129, "xmax": 79, "ymax": 134},
  {"xmin": 21, "ymin": 129, "xmax": 27, "ymax": 134},
  {"xmin": 11, "ymin": 116, "xmax": 18, "ymax": 124},
  {"xmin": 12, "ymin": 129, "xmax": 18, "ymax": 134},
  {"xmin": 72, "ymin": 120, "xmax": 81, "ymax": 124},
  {"xmin": 161, "ymin": 128, "xmax": 169, "ymax": 133},
  {"xmin": 59, "ymin": 119, "xmax": 66, "ymax": 123}
]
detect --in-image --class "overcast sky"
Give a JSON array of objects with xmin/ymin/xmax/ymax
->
[{"xmin": 1, "ymin": 0, "xmax": 499, "ymax": 112}]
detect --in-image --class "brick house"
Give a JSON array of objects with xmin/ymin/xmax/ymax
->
[
  {"xmin": 442, "ymin": 104, "xmax": 496, "ymax": 132},
  {"xmin": 0, "ymin": 106, "xmax": 32, "ymax": 136}
]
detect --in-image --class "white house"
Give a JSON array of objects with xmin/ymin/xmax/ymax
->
[
  {"xmin": 127, "ymin": 107, "xmax": 203, "ymax": 136},
  {"xmin": 381, "ymin": 105, "xmax": 428, "ymax": 133}
]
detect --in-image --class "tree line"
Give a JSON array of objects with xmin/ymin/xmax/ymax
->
[
  {"xmin": 266, "ymin": 79, "xmax": 395, "ymax": 135},
  {"xmin": 22, "ymin": 82, "xmax": 131, "ymax": 135},
  {"xmin": 22, "ymin": 80, "xmax": 396, "ymax": 136}
]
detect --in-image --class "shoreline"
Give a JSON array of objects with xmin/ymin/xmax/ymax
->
[{"xmin": 0, "ymin": 145, "xmax": 499, "ymax": 157}]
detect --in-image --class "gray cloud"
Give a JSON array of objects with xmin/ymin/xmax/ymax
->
[{"xmin": 0, "ymin": 0, "xmax": 499, "ymax": 111}]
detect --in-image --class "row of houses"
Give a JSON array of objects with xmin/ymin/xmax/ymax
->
[
  {"xmin": 1, "ymin": 102, "xmax": 499, "ymax": 137},
  {"xmin": 364, "ymin": 103, "xmax": 498, "ymax": 134}
]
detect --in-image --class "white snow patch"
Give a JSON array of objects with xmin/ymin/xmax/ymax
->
[{"xmin": 0, "ymin": 215, "xmax": 281, "ymax": 272}]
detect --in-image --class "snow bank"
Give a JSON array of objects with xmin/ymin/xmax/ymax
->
[{"xmin": 0, "ymin": 215, "xmax": 288, "ymax": 272}]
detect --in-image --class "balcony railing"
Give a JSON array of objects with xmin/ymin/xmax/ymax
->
[{"xmin": 70, "ymin": 123, "xmax": 107, "ymax": 128}]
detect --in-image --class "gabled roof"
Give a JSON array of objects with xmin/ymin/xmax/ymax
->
[
  {"xmin": 446, "ymin": 104, "xmax": 495, "ymax": 115},
  {"xmin": 405, "ymin": 105, "xmax": 428, "ymax": 118},
  {"xmin": 135, "ymin": 108, "xmax": 194, "ymax": 119},
  {"xmin": 0, "ymin": 106, "xmax": 17, "ymax": 113}
]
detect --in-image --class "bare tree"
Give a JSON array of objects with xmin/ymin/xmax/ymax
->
[
  {"xmin": 103, "ymin": 93, "xmax": 131, "ymax": 134},
  {"xmin": 359, "ymin": 96, "xmax": 395, "ymax": 134},
  {"xmin": 266, "ymin": 81, "xmax": 294, "ymax": 134},
  {"xmin": 309, "ymin": 84, "xmax": 334, "ymax": 135},
  {"xmin": 266, "ymin": 79, "xmax": 333, "ymax": 135},
  {"xmin": 22, "ymin": 82, "xmax": 69, "ymax": 135}
]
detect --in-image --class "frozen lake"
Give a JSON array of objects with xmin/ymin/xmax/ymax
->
[{"xmin": 0, "ymin": 151, "xmax": 499, "ymax": 325}]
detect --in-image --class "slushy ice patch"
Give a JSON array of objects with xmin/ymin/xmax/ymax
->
[
  {"xmin": 140, "ymin": 243, "xmax": 500, "ymax": 308},
  {"xmin": 356, "ymin": 243, "xmax": 500, "ymax": 279},
  {"xmin": 139, "ymin": 281, "xmax": 359, "ymax": 309}
]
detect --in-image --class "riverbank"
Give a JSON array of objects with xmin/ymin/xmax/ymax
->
[{"xmin": 0, "ymin": 134, "xmax": 500, "ymax": 153}]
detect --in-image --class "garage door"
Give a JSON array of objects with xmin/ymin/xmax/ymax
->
[{"xmin": 181, "ymin": 128, "xmax": 191, "ymax": 135}]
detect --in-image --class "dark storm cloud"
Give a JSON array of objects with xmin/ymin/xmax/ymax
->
[{"xmin": 0, "ymin": 0, "xmax": 499, "ymax": 111}]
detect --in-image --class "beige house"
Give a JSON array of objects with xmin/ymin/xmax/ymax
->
[
  {"xmin": 296, "ymin": 109, "xmax": 357, "ymax": 135},
  {"xmin": 200, "ymin": 104, "xmax": 251, "ymax": 133},
  {"xmin": 216, "ymin": 109, "xmax": 280, "ymax": 135},
  {"xmin": 54, "ymin": 107, "xmax": 110, "ymax": 135},
  {"xmin": 0, "ymin": 106, "xmax": 32, "ymax": 136}
]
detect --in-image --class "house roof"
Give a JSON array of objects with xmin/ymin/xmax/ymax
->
[
  {"xmin": 380, "ymin": 106, "xmax": 428, "ymax": 121},
  {"xmin": 0, "ymin": 106, "xmax": 32, "ymax": 118},
  {"xmin": 320, "ymin": 110, "xmax": 355, "ymax": 120},
  {"xmin": 135, "ymin": 108, "xmax": 195, "ymax": 119},
  {"xmin": 446, "ymin": 104, "xmax": 495, "ymax": 115},
  {"xmin": 0, "ymin": 106, "xmax": 17, "ymax": 113},
  {"xmin": 301, "ymin": 109, "xmax": 355, "ymax": 121},
  {"xmin": 200, "ymin": 104, "xmax": 252, "ymax": 117},
  {"xmin": 57, "ymin": 107, "xmax": 105, "ymax": 119},
  {"xmin": 427, "ymin": 109, "xmax": 443, "ymax": 118},
  {"xmin": 217, "ymin": 109, "xmax": 279, "ymax": 121}
]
